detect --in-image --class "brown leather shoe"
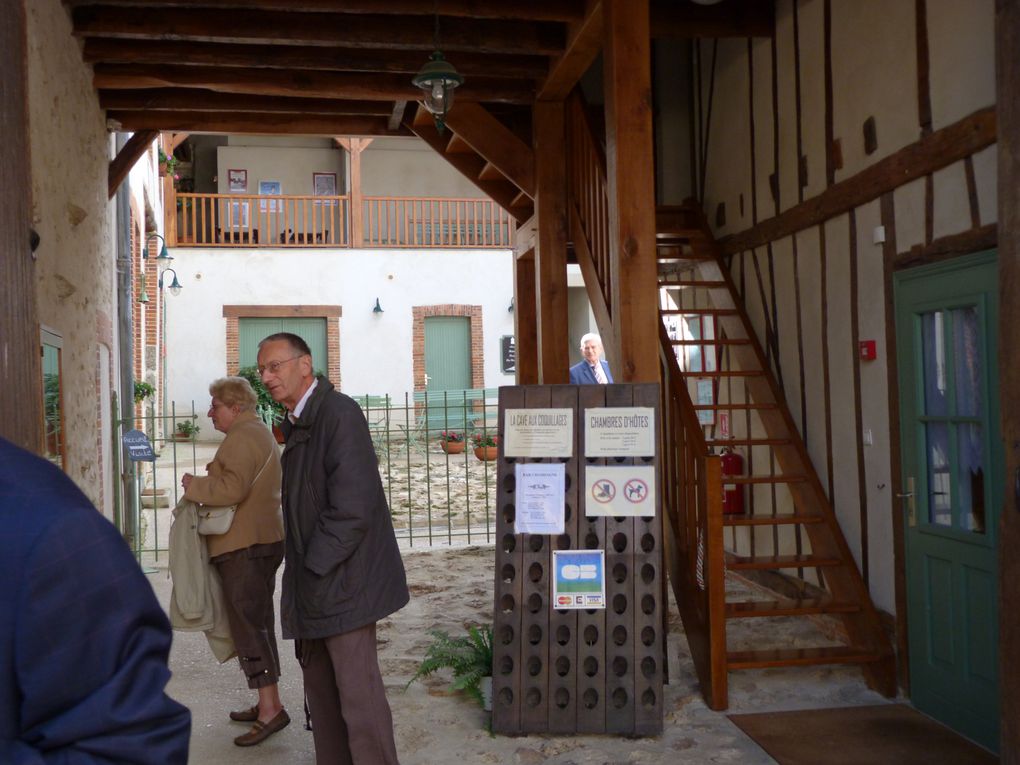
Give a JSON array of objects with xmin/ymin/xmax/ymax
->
[
  {"xmin": 234, "ymin": 710, "xmax": 290, "ymax": 747},
  {"xmin": 229, "ymin": 705, "xmax": 259, "ymax": 723}
]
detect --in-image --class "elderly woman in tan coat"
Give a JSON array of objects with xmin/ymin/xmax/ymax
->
[{"xmin": 181, "ymin": 376, "xmax": 288, "ymax": 747}]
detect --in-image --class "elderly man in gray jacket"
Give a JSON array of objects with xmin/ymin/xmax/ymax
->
[{"xmin": 257, "ymin": 332, "xmax": 409, "ymax": 763}]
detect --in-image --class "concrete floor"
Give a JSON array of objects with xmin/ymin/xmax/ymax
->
[{"xmin": 152, "ymin": 545, "xmax": 894, "ymax": 764}]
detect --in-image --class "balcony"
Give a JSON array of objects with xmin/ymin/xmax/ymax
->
[{"xmin": 171, "ymin": 193, "xmax": 516, "ymax": 249}]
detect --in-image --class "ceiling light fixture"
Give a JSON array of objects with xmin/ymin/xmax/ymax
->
[{"xmin": 412, "ymin": 9, "xmax": 463, "ymax": 133}]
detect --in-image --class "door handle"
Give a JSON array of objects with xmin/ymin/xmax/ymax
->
[{"xmin": 897, "ymin": 477, "xmax": 917, "ymax": 527}]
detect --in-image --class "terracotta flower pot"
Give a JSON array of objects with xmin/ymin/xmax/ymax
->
[
  {"xmin": 441, "ymin": 440, "xmax": 465, "ymax": 454},
  {"xmin": 473, "ymin": 445, "xmax": 498, "ymax": 461}
]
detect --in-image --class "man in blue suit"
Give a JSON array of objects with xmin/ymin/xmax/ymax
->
[
  {"xmin": 569, "ymin": 333, "xmax": 614, "ymax": 385},
  {"xmin": 0, "ymin": 437, "xmax": 191, "ymax": 763}
]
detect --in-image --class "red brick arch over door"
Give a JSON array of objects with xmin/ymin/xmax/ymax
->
[{"xmin": 412, "ymin": 305, "xmax": 484, "ymax": 392}]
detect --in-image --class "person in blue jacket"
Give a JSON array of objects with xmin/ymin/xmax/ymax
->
[
  {"xmin": 569, "ymin": 333, "xmax": 614, "ymax": 385},
  {"xmin": 0, "ymin": 437, "xmax": 191, "ymax": 764}
]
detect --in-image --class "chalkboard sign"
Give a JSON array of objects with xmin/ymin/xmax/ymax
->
[
  {"xmin": 500, "ymin": 335, "xmax": 516, "ymax": 374},
  {"xmin": 122, "ymin": 429, "xmax": 156, "ymax": 462}
]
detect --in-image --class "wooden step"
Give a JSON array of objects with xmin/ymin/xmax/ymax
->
[
  {"xmin": 660, "ymin": 308, "xmax": 739, "ymax": 316},
  {"xmin": 725, "ymin": 598, "xmax": 861, "ymax": 618},
  {"xmin": 728, "ymin": 554, "xmax": 841, "ymax": 570},
  {"xmin": 693, "ymin": 402, "xmax": 777, "ymax": 410},
  {"xmin": 671, "ymin": 338, "xmax": 750, "ymax": 346},
  {"xmin": 678, "ymin": 370, "xmax": 766, "ymax": 378},
  {"xmin": 658, "ymin": 279, "xmax": 727, "ymax": 287},
  {"xmin": 706, "ymin": 438, "xmax": 791, "ymax": 446},
  {"xmin": 726, "ymin": 474, "xmax": 807, "ymax": 484},
  {"xmin": 722, "ymin": 512, "xmax": 824, "ymax": 527},
  {"xmin": 726, "ymin": 646, "xmax": 881, "ymax": 670}
]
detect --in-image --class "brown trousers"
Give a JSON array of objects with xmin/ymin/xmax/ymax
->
[
  {"xmin": 300, "ymin": 623, "xmax": 400, "ymax": 764},
  {"xmin": 213, "ymin": 541, "xmax": 284, "ymax": 689}
]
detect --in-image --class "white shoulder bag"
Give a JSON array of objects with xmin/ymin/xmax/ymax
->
[{"xmin": 196, "ymin": 449, "xmax": 274, "ymax": 536}]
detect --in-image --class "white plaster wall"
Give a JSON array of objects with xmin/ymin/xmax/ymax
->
[
  {"xmin": 927, "ymin": 0, "xmax": 996, "ymax": 130},
  {"xmin": 28, "ymin": 0, "xmax": 117, "ymax": 511},
  {"xmin": 164, "ymin": 248, "xmax": 515, "ymax": 433},
  {"xmin": 361, "ymin": 138, "xmax": 483, "ymax": 198},
  {"xmin": 218, "ymin": 140, "xmax": 345, "ymax": 196},
  {"xmin": 830, "ymin": 0, "xmax": 918, "ymax": 178}
]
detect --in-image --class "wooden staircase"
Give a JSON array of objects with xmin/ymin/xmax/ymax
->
[{"xmin": 656, "ymin": 203, "xmax": 896, "ymax": 705}]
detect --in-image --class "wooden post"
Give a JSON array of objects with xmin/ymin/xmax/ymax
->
[
  {"xmin": 996, "ymin": 0, "xmax": 1019, "ymax": 759},
  {"xmin": 340, "ymin": 137, "xmax": 369, "ymax": 247},
  {"xmin": 0, "ymin": 0, "xmax": 42, "ymax": 450},
  {"xmin": 161, "ymin": 134, "xmax": 177, "ymax": 245},
  {"xmin": 603, "ymin": 0, "xmax": 659, "ymax": 383},
  {"xmin": 514, "ymin": 252, "xmax": 538, "ymax": 384},
  {"xmin": 533, "ymin": 100, "xmax": 569, "ymax": 384}
]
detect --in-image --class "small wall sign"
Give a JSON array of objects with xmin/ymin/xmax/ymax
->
[
  {"xmin": 552, "ymin": 550, "xmax": 605, "ymax": 610},
  {"xmin": 122, "ymin": 429, "xmax": 156, "ymax": 462}
]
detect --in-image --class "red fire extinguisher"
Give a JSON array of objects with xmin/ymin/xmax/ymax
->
[{"xmin": 720, "ymin": 447, "xmax": 745, "ymax": 515}]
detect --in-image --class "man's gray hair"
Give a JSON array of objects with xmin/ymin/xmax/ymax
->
[{"xmin": 579, "ymin": 332, "xmax": 602, "ymax": 350}]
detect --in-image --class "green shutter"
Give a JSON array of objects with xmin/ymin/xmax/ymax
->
[{"xmin": 239, "ymin": 317, "xmax": 328, "ymax": 373}]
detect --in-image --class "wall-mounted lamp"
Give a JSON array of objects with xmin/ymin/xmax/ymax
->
[
  {"xmin": 373, "ymin": 298, "xmax": 384, "ymax": 314},
  {"xmin": 159, "ymin": 267, "xmax": 183, "ymax": 297},
  {"xmin": 411, "ymin": 12, "xmax": 463, "ymax": 133},
  {"xmin": 144, "ymin": 232, "xmax": 173, "ymax": 271},
  {"xmin": 508, "ymin": 297, "xmax": 515, "ymax": 313}
]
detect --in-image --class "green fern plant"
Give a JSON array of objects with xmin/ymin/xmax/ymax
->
[{"xmin": 406, "ymin": 624, "xmax": 493, "ymax": 706}]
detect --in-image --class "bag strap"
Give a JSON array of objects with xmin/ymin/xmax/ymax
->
[{"xmin": 250, "ymin": 448, "xmax": 274, "ymax": 486}]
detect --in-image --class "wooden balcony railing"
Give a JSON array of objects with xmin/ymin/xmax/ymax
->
[{"xmin": 171, "ymin": 193, "xmax": 514, "ymax": 249}]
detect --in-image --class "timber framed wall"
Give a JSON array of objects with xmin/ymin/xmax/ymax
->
[{"xmin": 691, "ymin": 0, "xmax": 997, "ymax": 686}]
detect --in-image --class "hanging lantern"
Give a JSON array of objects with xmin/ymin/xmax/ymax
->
[{"xmin": 412, "ymin": 51, "xmax": 464, "ymax": 132}]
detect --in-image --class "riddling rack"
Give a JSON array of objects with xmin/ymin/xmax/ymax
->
[{"xmin": 491, "ymin": 383, "xmax": 663, "ymax": 735}]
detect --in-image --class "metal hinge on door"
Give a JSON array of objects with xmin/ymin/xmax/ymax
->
[{"xmin": 897, "ymin": 476, "xmax": 917, "ymax": 527}]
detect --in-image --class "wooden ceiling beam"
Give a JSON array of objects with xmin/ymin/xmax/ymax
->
[
  {"xmin": 82, "ymin": 38, "xmax": 551, "ymax": 80},
  {"xmin": 67, "ymin": 0, "xmax": 585, "ymax": 24},
  {"xmin": 387, "ymin": 101, "xmax": 407, "ymax": 132},
  {"xmin": 444, "ymin": 102, "xmax": 535, "ymax": 199},
  {"xmin": 93, "ymin": 64, "xmax": 534, "ymax": 103},
  {"xmin": 72, "ymin": 6, "xmax": 566, "ymax": 56},
  {"xmin": 649, "ymin": 0, "xmax": 775, "ymax": 39},
  {"xmin": 108, "ymin": 128, "xmax": 158, "ymax": 198},
  {"xmin": 99, "ymin": 88, "xmax": 393, "ymax": 115},
  {"xmin": 106, "ymin": 110, "xmax": 409, "ymax": 136},
  {"xmin": 538, "ymin": 0, "xmax": 602, "ymax": 100}
]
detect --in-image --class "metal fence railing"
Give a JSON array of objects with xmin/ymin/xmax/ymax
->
[{"xmin": 111, "ymin": 388, "xmax": 501, "ymax": 560}]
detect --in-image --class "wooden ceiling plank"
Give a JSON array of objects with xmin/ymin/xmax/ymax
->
[
  {"xmin": 99, "ymin": 88, "xmax": 393, "ymax": 115},
  {"xmin": 93, "ymin": 64, "xmax": 534, "ymax": 103},
  {"xmin": 443, "ymin": 102, "xmax": 536, "ymax": 198},
  {"xmin": 82, "ymin": 38, "xmax": 551, "ymax": 80},
  {"xmin": 68, "ymin": 0, "xmax": 585, "ymax": 24},
  {"xmin": 108, "ymin": 128, "xmax": 158, "ymax": 198},
  {"xmin": 649, "ymin": 0, "xmax": 775, "ymax": 39},
  {"xmin": 72, "ymin": 6, "xmax": 566, "ymax": 56},
  {"xmin": 538, "ymin": 0, "xmax": 602, "ymax": 101},
  {"xmin": 107, "ymin": 110, "xmax": 409, "ymax": 136}
]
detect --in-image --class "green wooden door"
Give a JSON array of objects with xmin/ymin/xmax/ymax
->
[
  {"xmin": 424, "ymin": 316, "xmax": 472, "ymax": 431},
  {"xmin": 238, "ymin": 317, "xmax": 327, "ymax": 372},
  {"xmin": 894, "ymin": 251, "xmax": 1001, "ymax": 752}
]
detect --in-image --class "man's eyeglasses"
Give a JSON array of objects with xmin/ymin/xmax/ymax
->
[{"xmin": 257, "ymin": 355, "xmax": 304, "ymax": 376}]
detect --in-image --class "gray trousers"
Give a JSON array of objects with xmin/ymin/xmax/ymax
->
[
  {"xmin": 300, "ymin": 623, "xmax": 400, "ymax": 764},
  {"xmin": 213, "ymin": 541, "xmax": 284, "ymax": 689}
]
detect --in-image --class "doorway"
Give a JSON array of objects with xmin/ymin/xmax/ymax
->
[
  {"xmin": 894, "ymin": 250, "xmax": 1001, "ymax": 752},
  {"xmin": 424, "ymin": 316, "xmax": 472, "ymax": 429}
]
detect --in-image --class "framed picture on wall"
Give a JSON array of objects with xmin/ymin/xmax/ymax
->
[
  {"xmin": 313, "ymin": 172, "xmax": 337, "ymax": 197},
  {"xmin": 228, "ymin": 169, "xmax": 247, "ymax": 193},
  {"xmin": 258, "ymin": 180, "xmax": 282, "ymax": 212}
]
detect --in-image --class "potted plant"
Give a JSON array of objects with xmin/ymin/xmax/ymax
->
[
  {"xmin": 471, "ymin": 432, "xmax": 499, "ymax": 461},
  {"xmin": 133, "ymin": 379, "xmax": 155, "ymax": 405},
  {"xmin": 237, "ymin": 366, "xmax": 287, "ymax": 443},
  {"xmin": 438, "ymin": 430, "xmax": 465, "ymax": 454},
  {"xmin": 174, "ymin": 419, "xmax": 200, "ymax": 441},
  {"xmin": 157, "ymin": 147, "xmax": 179, "ymax": 178},
  {"xmin": 406, "ymin": 624, "xmax": 493, "ymax": 711}
]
